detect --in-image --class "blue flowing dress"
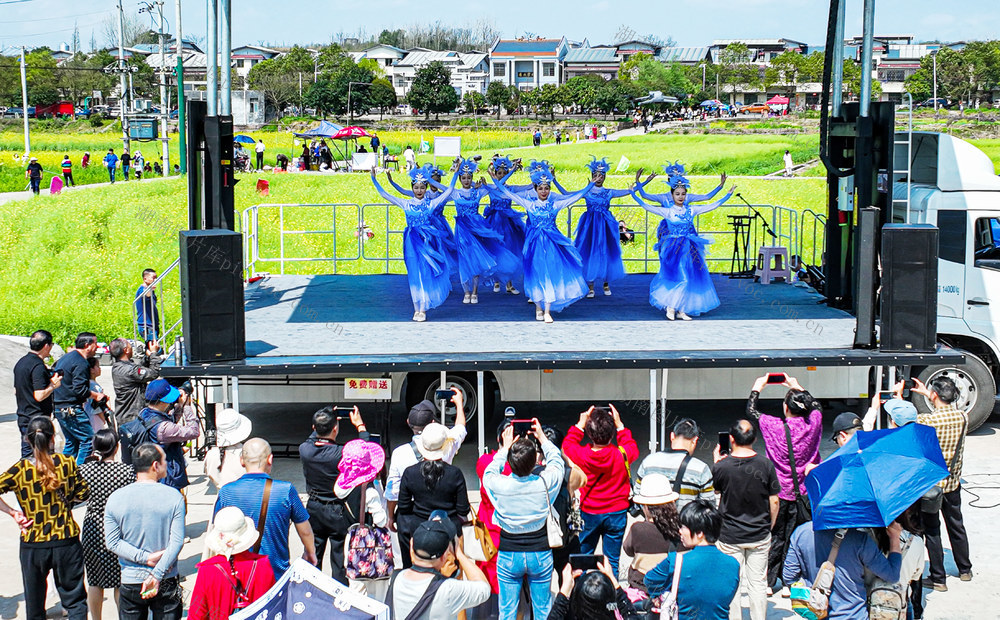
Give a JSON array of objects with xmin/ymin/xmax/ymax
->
[
  {"xmin": 568, "ymin": 186, "xmax": 630, "ymax": 284},
  {"xmin": 372, "ymin": 176, "xmax": 455, "ymax": 312},
  {"xmin": 634, "ymin": 187, "xmax": 734, "ymax": 316},
  {"xmin": 483, "ymin": 185, "xmax": 527, "ymax": 285},
  {"xmin": 450, "ymin": 186, "xmax": 522, "ymax": 287},
  {"xmin": 391, "ymin": 176, "xmax": 459, "ymax": 274},
  {"xmin": 492, "ymin": 181, "xmax": 595, "ymax": 312}
]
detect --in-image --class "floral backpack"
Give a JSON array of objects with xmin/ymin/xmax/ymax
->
[{"xmin": 344, "ymin": 482, "xmax": 394, "ymax": 580}]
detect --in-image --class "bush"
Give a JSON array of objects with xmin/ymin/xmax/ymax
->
[{"xmin": 89, "ymin": 117, "xmax": 104, "ymax": 128}]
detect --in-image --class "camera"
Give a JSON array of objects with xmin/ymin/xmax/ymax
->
[{"xmin": 180, "ymin": 380, "xmax": 194, "ymax": 395}]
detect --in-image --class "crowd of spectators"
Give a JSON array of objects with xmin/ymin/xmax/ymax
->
[{"xmin": 5, "ymin": 336, "xmax": 976, "ymax": 620}]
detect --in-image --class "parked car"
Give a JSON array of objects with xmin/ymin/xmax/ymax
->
[
  {"xmin": 740, "ymin": 103, "xmax": 770, "ymax": 114},
  {"xmin": 917, "ymin": 98, "xmax": 951, "ymax": 109},
  {"xmin": 3, "ymin": 106, "xmax": 36, "ymax": 118}
]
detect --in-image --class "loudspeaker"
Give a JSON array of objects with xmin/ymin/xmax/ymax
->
[
  {"xmin": 854, "ymin": 208, "xmax": 879, "ymax": 348},
  {"xmin": 179, "ymin": 230, "xmax": 245, "ymax": 363},
  {"xmin": 881, "ymin": 224, "xmax": 938, "ymax": 353}
]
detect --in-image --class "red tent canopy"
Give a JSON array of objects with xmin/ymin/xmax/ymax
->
[
  {"xmin": 333, "ymin": 126, "xmax": 370, "ymax": 140},
  {"xmin": 766, "ymin": 95, "xmax": 790, "ymax": 105}
]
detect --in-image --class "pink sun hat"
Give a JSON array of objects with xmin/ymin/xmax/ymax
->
[{"xmin": 335, "ymin": 439, "xmax": 386, "ymax": 490}]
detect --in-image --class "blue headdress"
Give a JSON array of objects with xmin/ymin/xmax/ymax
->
[
  {"xmin": 662, "ymin": 161, "xmax": 690, "ymax": 188},
  {"xmin": 493, "ymin": 155, "xmax": 514, "ymax": 172},
  {"xmin": 585, "ymin": 157, "xmax": 611, "ymax": 175},
  {"xmin": 527, "ymin": 159, "xmax": 551, "ymax": 173},
  {"xmin": 457, "ymin": 158, "xmax": 478, "ymax": 176},
  {"xmin": 421, "ymin": 163, "xmax": 443, "ymax": 179},
  {"xmin": 408, "ymin": 166, "xmax": 431, "ymax": 186},
  {"xmin": 530, "ymin": 167, "xmax": 553, "ymax": 186}
]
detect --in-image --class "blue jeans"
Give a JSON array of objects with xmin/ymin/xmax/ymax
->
[
  {"xmin": 579, "ymin": 509, "xmax": 628, "ymax": 576},
  {"xmin": 29, "ymin": 177, "xmax": 41, "ymax": 194},
  {"xmin": 496, "ymin": 549, "xmax": 554, "ymax": 620},
  {"xmin": 123, "ymin": 164, "xmax": 130, "ymax": 180},
  {"xmin": 57, "ymin": 406, "xmax": 93, "ymax": 465},
  {"xmin": 108, "ymin": 167, "xmax": 115, "ymax": 182},
  {"xmin": 138, "ymin": 323, "xmax": 159, "ymax": 341}
]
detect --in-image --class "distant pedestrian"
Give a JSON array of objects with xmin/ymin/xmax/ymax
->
[
  {"xmin": 13, "ymin": 329, "xmax": 60, "ymax": 458},
  {"xmin": 600, "ymin": 125, "xmax": 608, "ymax": 141},
  {"xmin": 255, "ymin": 140, "xmax": 265, "ymax": 171},
  {"xmin": 403, "ymin": 145, "xmax": 416, "ymax": 170},
  {"xmin": 370, "ymin": 132, "xmax": 380, "ymax": 160},
  {"xmin": 275, "ymin": 153, "xmax": 289, "ymax": 171},
  {"xmin": 0, "ymin": 416, "xmax": 90, "ymax": 620},
  {"xmin": 592, "ymin": 126, "xmax": 598, "ymax": 140},
  {"xmin": 104, "ymin": 149, "xmax": 118, "ymax": 183},
  {"xmin": 104, "ymin": 443, "xmax": 185, "ymax": 620},
  {"xmin": 61, "ymin": 154, "xmax": 75, "ymax": 186},
  {"xmin": 555, "ymin": 129, "xmax": 562, "ymax": 144},
  {"xmin": 25, "ymin": 156, "xmax": 43, "ymax": 195},
  {"xmin": 121, "ymin": 150, "xmax": 131, "ymax": 181},
  {"xmin": 81, "ymin": 151, "xmax": 90, "ymax": 168},
  {"xmin": 133, "ymin": 150, "xmax": 144, "ymax": 179},
  {"xmin": 300, "ymin": 144, "xmax": 311, "ymax": 170},
  {"xmin": 783, "ymin": 150, "xmax": 794, "ymax": 176},
  {"xmin": 135, "ymin": 268, "xmax": 159, "ymax": 341}
]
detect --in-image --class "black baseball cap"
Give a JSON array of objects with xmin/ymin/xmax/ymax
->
[
  {"xmin": 830, "ymin": 412, "xmax": 863, "ymax": 441},
  {"xmin": 411, "ymin": 518, "xmax": 457, "ymax": 560},
  {"xmin": 408, "ymin": 400, "xmax": 437, "ymax": 429}
]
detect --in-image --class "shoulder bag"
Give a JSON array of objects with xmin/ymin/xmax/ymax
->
[
  {"xmin": 658, "ymin": 552, "xmax": 684, "ymax": 620},
  {"xmin": 783, "ymin": 420, "xmax": 812, "ymax": 522},
  {"xmin": 252, "ymin": 479, "xmax": 273, "ymax": 554},
  {"xmin": 790, "ymin": 528, "xmax": 847, "ymax": 620},
  {"xmin": 345, "ymin": 482, "xmax": 395, "ymax": 580},
  {"xmin": 386, "ymin": 567, "xmax": 447, "ymax": 620}
]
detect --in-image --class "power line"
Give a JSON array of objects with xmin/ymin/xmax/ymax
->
[
  {"xmin": 0, "ymin": 18, "xmax": 108, "ymax": 39},
  {"xmin": 0, "ymin": 0, "xmax": 35, "ymax": 5},
  {"xmin": 3, "ymin": 9, "xmax": 112, "ymax": 24}
]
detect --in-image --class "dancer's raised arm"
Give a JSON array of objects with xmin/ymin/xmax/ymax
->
[
  {"xmin": 690, "ymin": 184, "xmax": 737, "ymax": 216},
  {"xmin": 553, "ymin": 181, "xmax": 596, "ymax": 211},
  {"xmin": 689, "ymin": 173, "xmax": 728, "ymax": 203},
  {"xmin": 429, "ymin": 170, "xmax": 460, "ymax": 210},
  {"xmin": 371, "ymin": 170, "xmax": 409, "ymax": 209},
  {"xmin": 386, "ymin": 171, "xmax": 415, "ymax": 197}
]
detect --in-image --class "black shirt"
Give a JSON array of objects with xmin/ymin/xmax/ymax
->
[
  {"xmin": 52, "ymin": 350, "xmax": 91, "ymax": 409},
  {"xmin": 299, "ymin": 431, "xmax": 369, "ymax": 500},
  {"xmin": 13, "ymin": 353, "xmax": 52, "ymax": 429},
  {"xmin": 121, "ymin": 153, "xmax": 131, "ymax": 165},
  {"xmin": 712, "ymin": 453, "xmax": 780, "ymax": 544},
  {"xmin": 499, "ymin": 525, "xmax": 548, "ymax": 552},
  {"xmin": 27, "ymin": 162, "xmax": 43, "ymax": 179},
  {"xmin": 397, "ymin": 462, "xmax": 469, "ymax": 535}
]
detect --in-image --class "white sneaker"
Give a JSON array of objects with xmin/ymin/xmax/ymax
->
[
  {"xmin": 470, "ymin": 294, "xmax": 478, "ymax": 304},
  {"xmin": 678, "ymin": 311, "xmax": 692, "ymax": 321},
  {"xmin": 506, "ymin": 284, "xmax": 520, "ymax": 295},
  {"xmin": 666, "ymin": 308, "xmax": 676, "ymax": 321},
  {"xmin": 412, "ymin": 311, "xmax": 426, "ymax": 322},
  {"xmin": 493, "ymin": 282, "xmax": 501, "ymax": 293},
  {"xmin": 586, "ymin": 289, "xmax": 595, "ymax": 299},
  {"xmin": 544, "ymin": 313, "xmax": 554, "ymax": 323},
  {"xmin": 462, "ymin": 293, "xmax": 471, "ymax": 304},
  {"xmin": 603, "ymin": 284, "xmax": 612, "ymax": 296},
  {"xmin": 535, "ymin": 308, "xmax": 545, "ymax": 321}
]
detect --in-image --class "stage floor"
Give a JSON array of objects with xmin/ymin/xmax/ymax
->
[{"xmin": 241, "ymin": 273, "xmax": 855, "ymax": 358}]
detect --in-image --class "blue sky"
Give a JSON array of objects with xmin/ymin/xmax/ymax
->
[{"xmin": 2, "ymin": 0, "xmax": 998, "ymax": 52}]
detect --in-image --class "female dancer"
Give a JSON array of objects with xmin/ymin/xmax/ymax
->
[
  {"xmin": 370, "ymin": 166, "xmax": 457, "ymax": 321},
  {"xmin": 389, "ymin": 164, "xmax": 459, "ymax": 273},
  {"xmin": 489, "ymin": 164, "xmax": 594, "ymax": 323},
  {"xmin": 445, "ymin": 158, "xmax": 521, "ymax": 303},
  {"xmin": 631, "ymin": 163, "xmax": 735, "ymax": 320},
  {"xmin": 482, "ymin": 156, "xmax": 526, "ymax": 294},
  {"xmin": 552, "ymin": 157, "xmax": 630, "ymax": 297}
]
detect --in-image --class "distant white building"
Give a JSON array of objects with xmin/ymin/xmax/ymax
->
[
  {"xmin": 391, "ymin": 49, "xmax": 489, "ymax": 98},
  {"xmin": 350, "ymin": 44, "xmax": 407, "ymax": 71},
  {"xmin": 488, "ymin": 37, "xmax": 576, "ymax": 90},
  {"xmin": 231, "ymin": 44, "xmax": 281, "ymax": 82}
]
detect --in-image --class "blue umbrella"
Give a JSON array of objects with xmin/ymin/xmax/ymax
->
[
  {"xmin": 805, "ymin": 423, "xmax": 949, "ymax": 530},
  {"xmin": 700, "ymin": 99, "xmax": 722, "ymax": 108},
  {"xmin": 233, "ymin": 134, "xmax": 256, "ymax": 144}
]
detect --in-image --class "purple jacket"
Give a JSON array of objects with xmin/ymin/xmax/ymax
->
[{"xmin": 746, "ymin": 391, "xmax": 821, "ymax": 501}]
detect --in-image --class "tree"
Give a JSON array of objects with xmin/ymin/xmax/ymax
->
[
  {"xmin": 562, "ymin": 75, "xmax": 604, "ymax": 113},
  {"xmin": 768, "ymin": 50, "xmax": 804, "ymax": 94},
  {"xmin": 328, "ymin": 60, "xmax": 375, "ymax": 119},
  {"xmin": 304, "ymin": 79, "xmax": 336, "ymax": 117},
  {"xmin": 485, "ymin": 80, "xmax": 511, "ymax": 118},
  {"xmin": 248, "ymin": 57, "xmax": 299, "ymax": 113},
  {"xmin": 358, "ymin": 58, "xmax": 386, "ymax": 79},
  {"xmin": 102, "ymin": 13, "xmax": 147, "ymax": 48},
  {"xmin": 594, "ymin": 79, "xmax": 633, "ymax": 118},
  {"xmin": 842, "ymin": 58, "xmax": 882, "ymax": 101},
  {"xmin": 462, "ymin": 91, "xmax": 486, "ymax": 114},
  {"xmin": 314, "ymin": 43, "xmax": 350, "ymax": 79},
  {"xmin": 717, "ymin": 43, "xmax": 759, "ymax": 103},
  {"xmin": 623, "ymin": 54, "xmax": 695, "ymax": 99},
  {"xmin": 533, "ymin": 83, "xmax": 564, "ymax": 120},
  {"xmin": 369, "ymin": 78, "xmax": 397, "ymax": 119},
  {"xmin": 407, "ymin": 61, "xmax": 459, "ymax": 119},
  {"xmin": 963, "ymin": 40, "xmax": 1000, "ymax": 101},
  {"xmin": 378, "ymin": 29, "xmax": 405, "ymax": 48},
  {"xmin": 507, "ymin": 85, "xmax": 522, "ymax": 115},
  {"xmin": 23, "ymin": 48, "xmax": 61, "ymax": 106}
]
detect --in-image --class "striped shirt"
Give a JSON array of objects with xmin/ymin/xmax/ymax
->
[
  {"xmin": 918, "ymin": 404, "xmax": 968, "ymax": 493},
  {"xmin": 634, "ymin": 449, "xmax": 716, "ymax": 509}
]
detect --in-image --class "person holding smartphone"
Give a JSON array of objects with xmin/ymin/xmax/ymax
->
[
  {"xmin": 745, "ymin": 373, "xmax": 823, "ymax": 595},
  {"xmin": 548, "ymin": 556, "xmax": 640, "ymax": 620}
]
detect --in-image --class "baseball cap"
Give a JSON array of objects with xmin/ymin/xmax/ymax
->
[
  {"xmin": 830, "ymin": 412, "xmax": 863, "ymax": 440},
  {"xmin": 411, "ymin": 517, "xmax": 457, "ymax": 560},
  {"xmin": 883, "ymin": 399, "xmax": 918, "ymax": 426},
  {"xmin": 145, "ymin": 378, "xmax": 180, "ymax": 404},
  {"xmin": 407, "ymin": 400, "xmax": 438, "ymax": 429}
]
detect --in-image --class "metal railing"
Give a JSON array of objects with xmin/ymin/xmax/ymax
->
[
  {"xmin": 242, "ymin": 199, "xmax": 826, "ymax": 277},
  {"xmin": 130, "ymin": 258, "xmax": 182, "ymax": 345}
]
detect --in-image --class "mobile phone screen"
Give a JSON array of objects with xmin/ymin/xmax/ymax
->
[
  {"xmin": 766, "ymin": 373, "xmax": 787, "ymax": 384},
  {"xmin": 878, "ymin": 391, "xmax": 895, "ymax": 402},
  {"xmin": 434, "ymin": 389, "xmax": 454, "ymax": 401},
  {"xmin": 718, "ymin": 432, "xmax": 731, "ymax": 454},
  {"xmin": 512, "ymin": 419, "xmax": 533, "ymax": 436},
  {"xmin": 569, "ymin": 554, "xmax": 603, "ymax": 571}
]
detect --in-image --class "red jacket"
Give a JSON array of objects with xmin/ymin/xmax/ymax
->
[
  {"xmin": 187, "ymin": 551, "xmax": 276, "ymax": 620},
  {"xmin": 562, "ymin": 425, "xmax": 639, "ymax": 514}
]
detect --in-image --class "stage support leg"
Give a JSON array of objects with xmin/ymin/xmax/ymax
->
[
  {"xmin": 649, "ymin": 369, "xmax": 657, "ymax": 454},
  {"xmin": 477, "ymin": 372, "xmax": 486, "ymax": 456},
  {"xmin": 232, "ymin": 376, "xmax": 240, "ymax": 415},
  {"xmin": 660, "ymin": 369, "xmax": 669, "ymax": 449},
  {"xmin": 439, "ymin": 370, "xmax": 448, "ymax": 423}
]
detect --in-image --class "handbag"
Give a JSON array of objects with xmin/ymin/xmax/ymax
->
[
  {"xmin": 658, "ymin": 552, "xmax": 684, "ymax": 620},
  {"xmin": 466, "ymin": 509, "xmax": 497, "ymax": 562},
  {"xmin": 344, "ymin": 483, "xmax": 395, "ymax": 580},
  {"xmin": 783, "ymin": 420, "xmax": 812, "ymax": 522},
  {"xmin": 544, "ymin": 482, "xmax": 563, "ymax": 548},
  {"xmin": 921, "ymin": 416, "xmax": 966, "ymax": 513},
  {"xmin": 790, "ymin": 528, "xmax": 846, "ymax": 620}
]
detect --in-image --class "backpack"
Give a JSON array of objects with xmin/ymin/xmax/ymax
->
[
  {"xmin": 118, "ymin": 413, "xmax": 162, "ymax": 465},
  {"xmin": 344, "ymin": 483, "xmax": 395, "ymax": 581},
  {"xmin": 790, "ymin": 529, "xmax": 847, "ymax": 620},
  {"xmin": 867, "ymin": 583, "xmax": 906, "ymax": 620}
]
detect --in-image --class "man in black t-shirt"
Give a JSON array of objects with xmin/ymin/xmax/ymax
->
[
  {"xmin": 12, "ymin": 330, "xmax": 61, "ymax": 457},
  {"xmin": 712, "ymin": 420, "xmax": 780, "ymax": 620}
]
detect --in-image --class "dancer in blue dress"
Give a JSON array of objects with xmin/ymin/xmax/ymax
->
[
  {"xmin": 482, "ymin": 155, "xmax": 526, "ymax": 294},
  {"xmin": 441, "ymin": 158, "xmax": 521, "ymax": 304},
  {"xmin": 631, "ymin": 163, "xmax": 736, "ymax": 321},
  {"xmin": 370, "ymin": 166, "xmax": 457, "ymax": 322},
  {"xmin": 389, "ymin": 164, "xmax": 459, "ymax": 273},
  {"xmin": 489, "ymin": 163, "xmax": 594, "ymax": 323},
  {"xmin": 552, "ymin": 157, "xmax": 630, "ymax": 298}
]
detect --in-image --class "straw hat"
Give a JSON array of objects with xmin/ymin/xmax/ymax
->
[
  {"xmin": 335, "ymin": 439, "xmax": 386, "ymax": 491},
  {"xmin": 215, "ymin": 408, "xmax": 252, "ymax": 447},
  {"xmin": 205, "ymin": 507, "xmax": 258, "ymax": 558},
  {"xmin": 632, "ymin": 473, "xmax": 680, "ymax": 505},
  {"xmin": 417, "ymin": 423, "xmax": 450, "ymax": 461}
]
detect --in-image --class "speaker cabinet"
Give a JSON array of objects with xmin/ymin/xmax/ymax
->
[
  {"xmin": 179, "ymin": 230, "xmax": 245, "ymax": 363},
  {"xmin": 881, "ymin": 224, "xmax": 938, "ymax": 353}
]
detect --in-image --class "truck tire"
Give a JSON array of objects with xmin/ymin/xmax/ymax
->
[
  {"xmin": 913, "ymin": 350, "xmax": 996, "ymax": 432},
  {"xmin": 404, "ymin": 373, "xmax": 492, "ymax": 426}
]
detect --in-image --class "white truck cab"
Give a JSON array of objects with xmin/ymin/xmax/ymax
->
[{"xmin": 895, "ymin": 132, "xmax": 1000, "ymax": 429}]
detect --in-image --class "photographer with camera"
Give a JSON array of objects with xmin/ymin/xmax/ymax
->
[
  {"xmin": 110, "ymin": 337, "xmax": 163, "ymax": 425},
  {"xmin": 135, "ymin": 379, "xmax": 200, "ymax": 491}
]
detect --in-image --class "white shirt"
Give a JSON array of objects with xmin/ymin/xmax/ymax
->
[
  {"xmin": 204, "ymin": 444, "xmax": 246, "ymax": 490},
  {"xmin": 783, "ymin": 153, "xmax": 794, "ymax": 167},
  {"xmin": 384, "ymin": 425, "xmax": 468, "ymax": 501},
  {"xmin": 255, "ymin": 142, "xmax": 266, "ymax": 153},
  {"xmin": 391, "ymin": 573, "xmax": 490, "ymax": 620},
  {"xmin": 403, "ymin": 148, "xmax": 416, "ymax": 164},
  {"xmin": 334, "ymin": 479, "xmax": 388, "ymax": 527}
]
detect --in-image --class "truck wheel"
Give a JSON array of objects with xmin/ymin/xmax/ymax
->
[
  {"xmin": 913, "ymin": 351, "xmax": 996, "ymax": 431},
  {"xmin": 405, "ymin": 373, "xmax": 490, "ymax": 426}
]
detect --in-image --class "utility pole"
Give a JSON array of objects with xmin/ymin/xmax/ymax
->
[
  {"xmin": 117, "ymin": 0, "xmax": 130, "ymax": 152},
  {"xmin": 932, "ymin": 51, "xmax": 938, "ymax": 113},
  {"xmin": 220, "ymin": 0, "xmax": 231, "ymax": 115},
  {"xmin": 142, "ymin": 0, "xmax": 171, "ymax": 175},
  {"xmin": 19, "ymin": 47, "xmax": 30, "ymax": 156},
  {"xmin": 175, "ymin": 0, "xmax": 186, "ymax": 172}
]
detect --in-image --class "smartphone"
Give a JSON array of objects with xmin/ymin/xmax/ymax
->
[
  {"xmin": 54, "ymin": 369, "xmax": 65, "ymax": 378},
  {"xmin": 903, "ymin": 379, "xmax": 915, "ymax": 390},
  {"xmin": 512, "ymin": 419, "xmax": 533, "ymax": 436},
  {"xmin": 718, "ymin": 432, "xmax": 731, "ymax": 454},
  {"xmin": 434, "ymin": 389, "xmax": 454, "ymax": 401},
  {"xmin": 504, "ymin": 406, "xmax": 516, "ymax": 418},
  {"xmin": 333, "ymin": 406, "xmax": 354, "ymax": 419},
  {"xmin": 367, "ymin": 433, "xmax": 382, "ymax": 444},
  {"xmin": 878, "ymin": 390, "xmax": 896, "ymax": 402},
  {"xmin": 569, "ymin": 554, "xmax": 604, "ymax": 571},
  {"xmin": 766, "ymin": 372, "xmax": 787, "ymax": 384}
]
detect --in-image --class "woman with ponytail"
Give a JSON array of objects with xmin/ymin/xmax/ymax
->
[
  {"xmin": 396, "ymin": 423, "xmax": 470, "ymax": 568},
  {"xmin": 0, "ymin": 416, "xmax": 90, "ymax": 620},
  {"xmin": 79, "ymin": 428, "xmax": 136, "ymax": 619},
  {"xmin": 746, "ymin": 373, "xmax": 823, "ymax": 594}
]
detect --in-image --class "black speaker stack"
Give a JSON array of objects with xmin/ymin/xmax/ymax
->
[{"xmin": 880, "ymin": 224, "xmax": 939, "ymax": 353}]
